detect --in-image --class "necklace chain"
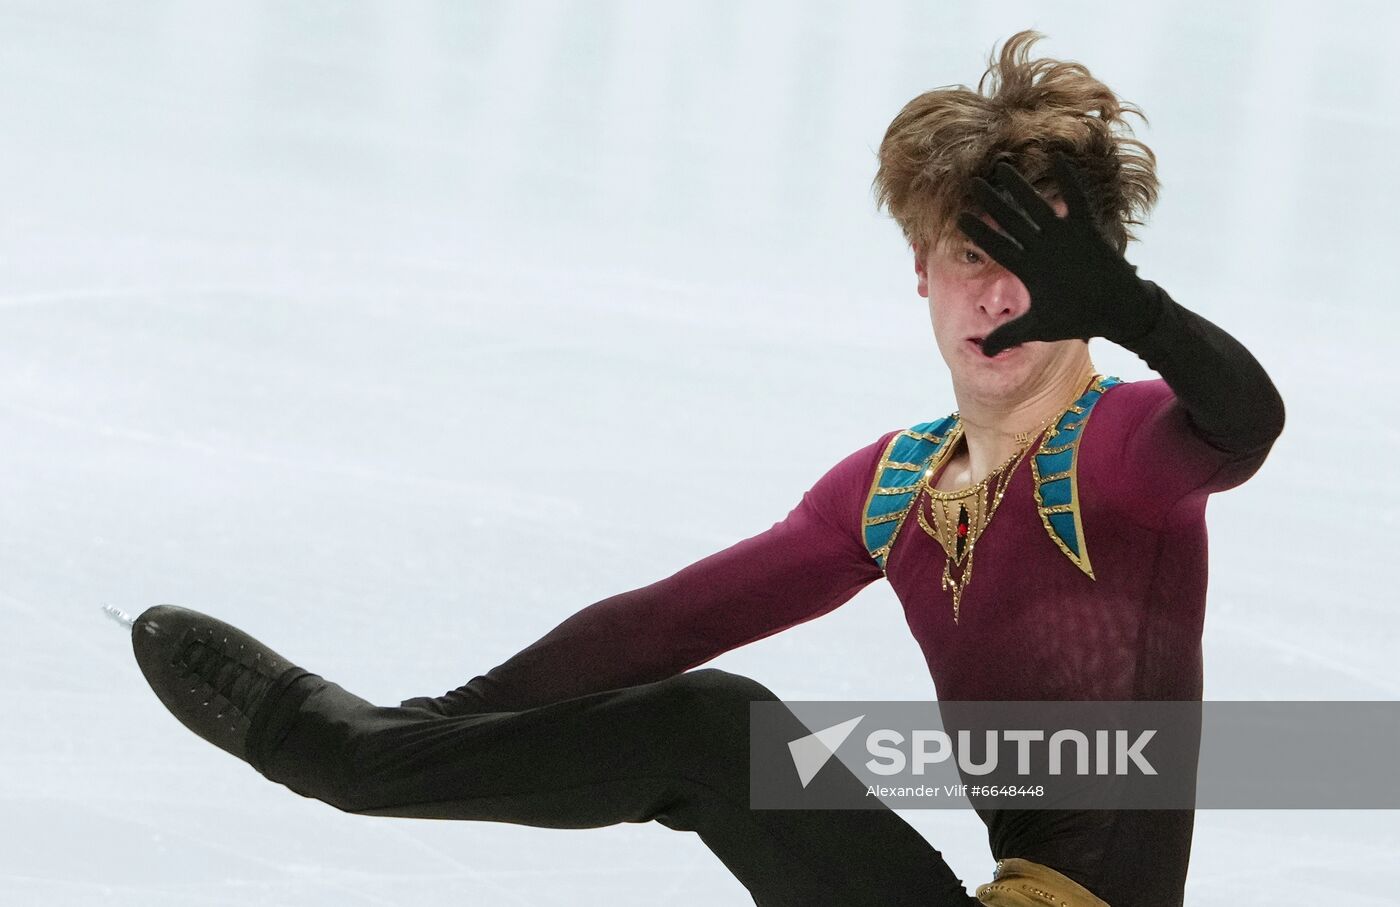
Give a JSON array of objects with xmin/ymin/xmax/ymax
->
[
  {"xmin": 916, "ymin": 373, "xmax": 1098, "ymax": 625},
  {"xmin": 916, "ymin": 433, "xmax": 1037, "ymax": 624}
]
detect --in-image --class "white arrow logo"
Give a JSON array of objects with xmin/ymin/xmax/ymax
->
[{"xmin": 788, "ymin": 715, "xmax": 864, "ymax": 788}]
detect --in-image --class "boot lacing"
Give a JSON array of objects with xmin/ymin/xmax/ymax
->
[{"xmin": 172, "ymin": 627, "xmax": 280, "ymax": 722}]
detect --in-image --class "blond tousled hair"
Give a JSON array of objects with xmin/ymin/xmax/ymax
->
[{"xmin": 873, "ymin": 29, "xmax": 1158, "ymax": 258}]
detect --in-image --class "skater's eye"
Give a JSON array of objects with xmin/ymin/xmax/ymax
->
[{"xmin": 959, "ymin": 246, "xmax": 985, "ymax": 266}]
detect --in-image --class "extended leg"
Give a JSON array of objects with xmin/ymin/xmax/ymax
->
[{"xmin": 131, "ymin": 606, "xmax": 978, "ymax": 906}]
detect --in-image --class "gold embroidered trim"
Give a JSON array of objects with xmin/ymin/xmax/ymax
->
[
  {"xmin": 859, "ymin": 422, "xmax": 964, "ymax": 574},
  {"xmin": 863, "ymin": 506, "xmax": 911, "ymax": 527},
  {"xmin": 883, "ymin": 423, "xmax": 963, "ymax": 571},
  {"xmin": 1029, "ymin": 373, "xmax": 1112, "ymax": 580}
]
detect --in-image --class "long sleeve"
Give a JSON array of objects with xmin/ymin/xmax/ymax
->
[
  {"xmin": 414, "ymin": 432, "xmax": 894, "ymax": 715},
  {"xmin": 1092, "ymin": 283, "xmax": 1286, "ymax": 528},
  {"xmin": 1123, "ymin": 282, "xmax": 1286, "ymax": 457}
]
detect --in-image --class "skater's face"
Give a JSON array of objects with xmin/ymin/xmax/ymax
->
[{"xmin": 915, "ymin": 196, "xmax": 1088, "ymax": 400}]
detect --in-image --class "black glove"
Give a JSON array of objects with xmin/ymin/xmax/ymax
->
[
  {"xmin": 958, "ymin": 151, "xmax": 1284, "ymax": 457},
  {"xmin": 956, "ymin": 151, "xmax": 1164, "ymax": 357}
]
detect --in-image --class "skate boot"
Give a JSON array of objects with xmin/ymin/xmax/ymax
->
[{"xmin": 130, "ymin": 604, "xmax": 319, "ymax": 773}]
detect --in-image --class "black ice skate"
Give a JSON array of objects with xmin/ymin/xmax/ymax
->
[{"xmin": 130, "ymin": 605, "xmax": 317, "ymax": 772}]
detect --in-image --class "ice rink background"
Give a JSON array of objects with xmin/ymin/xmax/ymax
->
[{"xmin": 1, "ymin": 1, "xmax": 1397, "ymax": 903}]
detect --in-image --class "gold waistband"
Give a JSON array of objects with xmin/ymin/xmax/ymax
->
[{"xmin": 975, "ymin": 858, "xmax": 1111, "ymax": 907}]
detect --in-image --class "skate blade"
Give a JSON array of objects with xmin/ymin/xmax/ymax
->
[{"xmin": 102, "ymin": 603, "xmax": 136, "ymax": 630}]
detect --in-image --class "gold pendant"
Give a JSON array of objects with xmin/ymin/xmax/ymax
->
[{"xmin": 916, "ymin": 442, "xmax": 1033, "ymax": 624}]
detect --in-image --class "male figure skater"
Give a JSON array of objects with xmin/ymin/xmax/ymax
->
[{"xmin": 128, "ymin": 31, "xmax": 1283, "ymax": 907}]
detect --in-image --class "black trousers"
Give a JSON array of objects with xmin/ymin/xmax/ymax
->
[{"xmin": 253, "ymin": 668, "xmax": 981, "ymax": 907}]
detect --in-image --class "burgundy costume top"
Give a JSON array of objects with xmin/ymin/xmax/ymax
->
[{"xmin": 431, "ymin": 292, "xmax": 1285, "ymax": 906}]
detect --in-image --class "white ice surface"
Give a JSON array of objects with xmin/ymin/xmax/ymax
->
[{"xmin": 1, "ymin": 1, "xmax": 1397, "ymax": 904}]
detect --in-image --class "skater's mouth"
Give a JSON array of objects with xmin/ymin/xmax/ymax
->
[{"xmin": 965, "ymin": 336, "xmax": 1016, "ymax": 359}]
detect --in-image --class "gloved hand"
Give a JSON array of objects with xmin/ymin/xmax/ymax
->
[{"xmin": 955, "ymin": 151, "xmax": 1165, "ymax": 358}]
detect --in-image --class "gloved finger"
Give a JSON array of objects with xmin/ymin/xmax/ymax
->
[
  {"xmin": 956, "ymin": 212, "xmax": 1026, "ymax": 271},
  {"xmin": 969, "ymin": 178, "xmax": 1041, "ymax": 247},
  {"xmin": 981, "ymin": 315, "xmax": 1038, "ymax": 357},
  {"xmin": 992, "ymin": 162, "xmax": 1059, "ymax": 228},
  {"xmin": 1050, "ymin": 152, "xmax": 1093, "ymax": 223}
]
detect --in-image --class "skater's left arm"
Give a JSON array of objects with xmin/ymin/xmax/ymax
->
[{"xmin": 958, "ymin": 153, "xmax": 1285, "ymax": 520}]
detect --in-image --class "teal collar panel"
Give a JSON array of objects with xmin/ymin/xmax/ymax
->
[
  {"xmin": 861, "ymin": 415, "xmax": 961, "ymax": 571},
  {"xmin": 860, "ymin": 374, "xmax": 1121, "ymax": 577},
  {"xmin": 1029, "ymin": 374, "xmax": 1121, "ymax": 579}
]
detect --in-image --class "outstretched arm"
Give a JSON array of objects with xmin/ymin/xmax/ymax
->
[
  {"xmin": 412, "ymin": 433, "xmax": 892, "ymax": 715},
  {"xmin": 1114, "ymin": 280, "xmax": 1284, "ymax": 458},
  {"xmin": 958, "ymin": 153, "xmax": 1285, "ymax": 517}
]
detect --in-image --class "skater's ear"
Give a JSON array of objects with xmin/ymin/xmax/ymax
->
[{"xmin": 914, "ymin": 241, "xmax": 929, "ymax": 298}]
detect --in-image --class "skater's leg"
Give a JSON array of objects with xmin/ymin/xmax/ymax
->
[
  {"xmin": 259, "ymin": 669, "xmax": 977, "ymax": 907},
  {"xmin": 131, "ymin": 606, "xmax": 976, "ymax": 907}
]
